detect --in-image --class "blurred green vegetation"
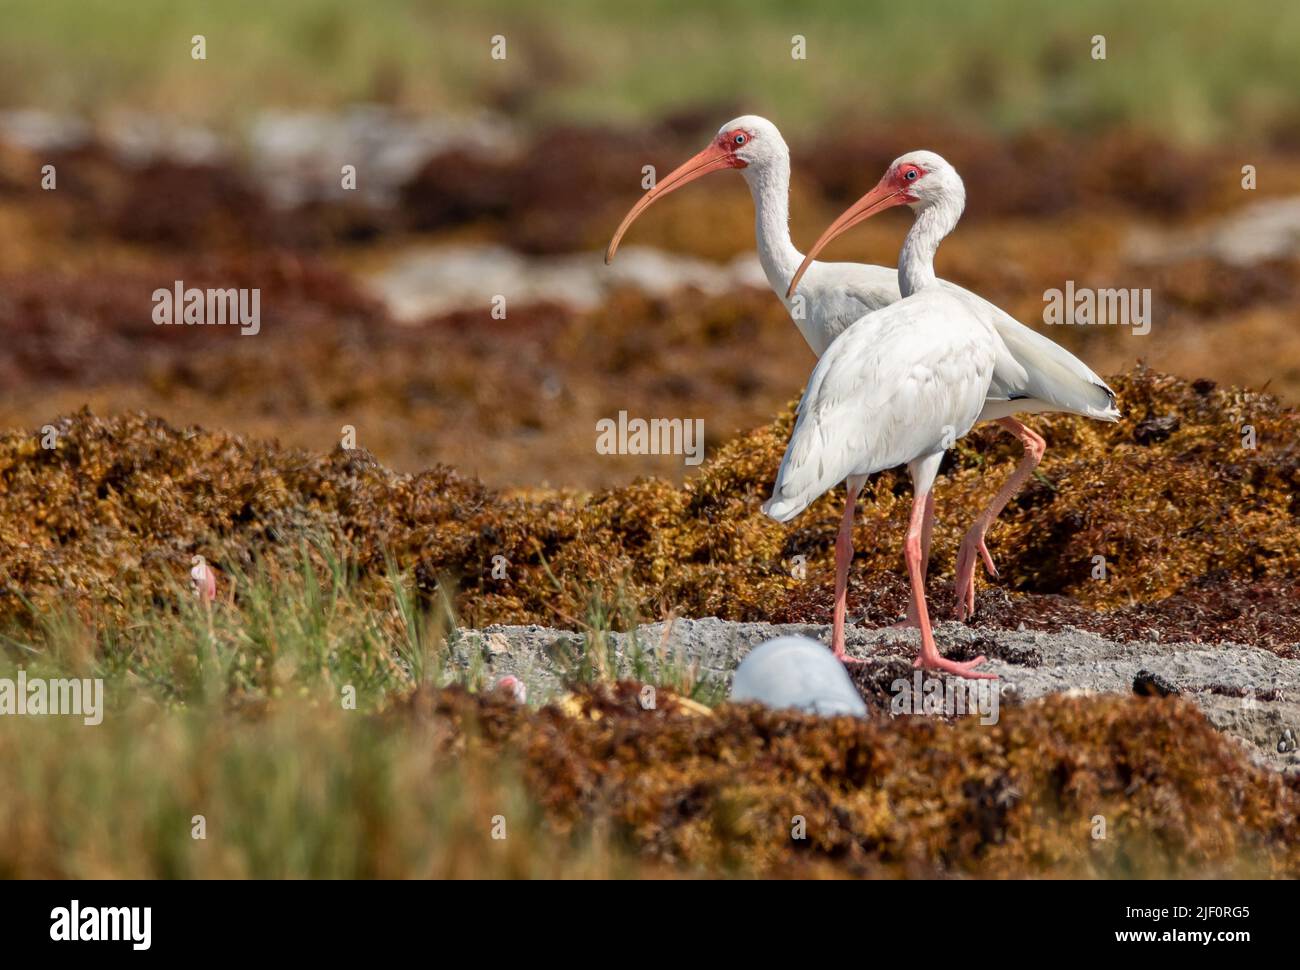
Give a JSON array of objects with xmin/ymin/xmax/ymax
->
[
  {"xmin": 0, "ymin": 545, "xmax": 705, "ymax": 877},
  {"xmin": 0, "ymin": 693, "xmax": 641, "ymax": 878},
  {"xmin": 0, "ymin": 0, "xmax": 1297, "ymax": 141},
  {"xmin": 0, "ymin": 539, "xmax": 719, "ymax": 712}
]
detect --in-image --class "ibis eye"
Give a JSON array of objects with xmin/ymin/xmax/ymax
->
[
  {"xmin": 905, "ymin": 168, "xmax": 918, "ymax": 180},
  {"xmin": 734, "ymin": 133, "xmax": 746, "ymax": 146}
]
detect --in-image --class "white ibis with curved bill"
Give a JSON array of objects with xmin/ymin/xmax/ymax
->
[
  {"xmin": 606, "ymin": 116, "xmax": 1119, "ymax": 622},
  {"xmin": 767, "ymin": 152, "xmax": 1005, "ymax": 678}
]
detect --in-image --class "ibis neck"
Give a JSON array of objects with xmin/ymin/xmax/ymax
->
[
  {"xmin": 898, "ymin": 198, "xmax": 960, "ymax": 298},
  {"xmin": 743, "ymin": 158, "xmax": 802, "ymax": 297}
]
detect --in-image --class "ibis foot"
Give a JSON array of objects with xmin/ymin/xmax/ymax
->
[{"xmin": 913, "ymin": 651, "xmax": 997, "ymax": 680}]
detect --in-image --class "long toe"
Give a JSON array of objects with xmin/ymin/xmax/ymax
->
[
  {"xmin": 914, "ymin": 652, "xmax": 998, "ymax": 680},
  {"xmin": 978, "ymin": 539, "xmax": 998, "ymax": 578}
]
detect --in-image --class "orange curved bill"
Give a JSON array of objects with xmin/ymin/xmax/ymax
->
[
  {"xmin": 786, "ymin": 178, "xmax": 909, "ymax": 298},
  {"xmin": 605, "ymin": 142, "xmax": 739, "ymax": 264}
]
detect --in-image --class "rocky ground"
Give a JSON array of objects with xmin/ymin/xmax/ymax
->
[{"xmin": 455, "ymin": 618, "xmax": 1300, "ymax": 774}]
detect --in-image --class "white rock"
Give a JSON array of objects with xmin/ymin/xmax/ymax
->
[
  {"xmin": 246, "ymin": 106, "xmax": 518, "ymax": 209},
  {"xmin": 730, "ymin": 636, "xmax": 867, "ymax": 717},
  {"xmin": 1127, "ymin": 197, "xmax": 1300, "ymax": 266},
  {"xmin": 366, "ymin": 243, "xmax": 768, "ymax": 321}
]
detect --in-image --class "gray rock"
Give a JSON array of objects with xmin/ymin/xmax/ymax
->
[
  {"xmin": 1127, "ymin": 196, "xmax": 1300, "ymax": 265},
  {"xmin": 101, "ymin": 111, "xmax": 226, "ymax": 166},
  {"xmin": 0, "ymin": 109, "xmax": 91, "ymax": 152},
  {"xmin": 365, "ymin": 244, "xmax": 768, "ymax": 321},
  {"xmin": 448, "ymin": 617, "xmax": 1300, "ymax": 771},
  {"xmin": 246, "ymin": 106, "xmax": 518, "ymax": 209}
]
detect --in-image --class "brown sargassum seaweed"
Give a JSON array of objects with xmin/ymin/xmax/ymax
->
[
  {"xmin": 0, "ymin": 365, "xmax": 1296, "ymax": 642},
  {"xmin": 406, "ymin": 682, "xmax": 1300, "ymax": 877},
  {"xmin": 2, "ymin": 369, "xmax": 1298, "ymax": 877}
]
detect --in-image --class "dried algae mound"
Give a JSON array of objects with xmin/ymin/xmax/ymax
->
[
  {"xmin": 409, "ymin": 683, "xmax": 1300, "ymax": 878},
  {"xmin": 0, "ymin": 366, "xmax": 1295, "ymax": 634}
]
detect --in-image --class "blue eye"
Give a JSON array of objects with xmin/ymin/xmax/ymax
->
[
  {"xmin": 905, "ymin": 169, "xmax": 918, "ymax": 180},
  {"xmin": 734, "ymin": 133, "xmax": 746, "ymax": 145}
]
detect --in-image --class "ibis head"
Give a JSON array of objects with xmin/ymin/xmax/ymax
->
[
  {"xmin": 788, "ymin": 151, "xmax": 965, "ymax": 297},
  {"xmin": 605, "ymin": 115, "xmax": 787, "ymax": 264}
]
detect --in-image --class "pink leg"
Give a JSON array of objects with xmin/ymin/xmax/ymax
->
[
  {"xmin": 891, "ymin": 491, "xmax": 934, "ymax": 629},
  {"xmin": 906, "ymin": 490, "xmax": 996, "ymax": 679},
  {"xmin": 831, "ymin": 478, "xmax": 866, "ymax": 661},
  {"xmin": 954, "ymin": 418, "xmax": 1046, "ymax": 621}
]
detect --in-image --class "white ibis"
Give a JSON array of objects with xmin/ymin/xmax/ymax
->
[
  {"xmin": 606, "ymin": 116, "xmax": 1118, "ymax": 621},
  {"xmin": 767, "ymin": 152, "xmax": 1005, "ymax": 678}
]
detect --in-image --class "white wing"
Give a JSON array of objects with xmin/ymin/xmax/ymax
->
[
  {"xmin": 763, "ymin": 291, "xmax": 997, "ymax": 523},
  {"xmin": 787, "ymin": 261, "xmax": 901, "ymax": 356},
  {"xmin": 939, "ymin": 284, "xmax": 1119, "ymax": 421},
  {"xmin": 773, "ymin": 258, "xmax": 1118, "ymax": 422}
]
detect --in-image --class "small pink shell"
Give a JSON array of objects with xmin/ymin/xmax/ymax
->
[
  {"xmin": 493, "ymin": 675, "xmax": 527, "ymax": 704},
  {"xmin": 190, "ymin": 561, "xmax": 217, "ymax": 604}
]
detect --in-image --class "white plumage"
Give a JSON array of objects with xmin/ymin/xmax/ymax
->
[
  {"xmin": 766, "ymin": 150, "xmax": 1001, "ymax": 677},
  {"xmin": 606, "ymin": 115, "xmax": 1118, "ymax": 424},
  {"xmin": 606, "ymin": 115, "xmax": 1119, "ymax": 620},
  {"xmin": 725, "ymin": 116, "xmax": 1118, "ymax": 425},
  {"xmin": 764, "ymin": 292, "xmax": 995, "ymax": 522}
]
